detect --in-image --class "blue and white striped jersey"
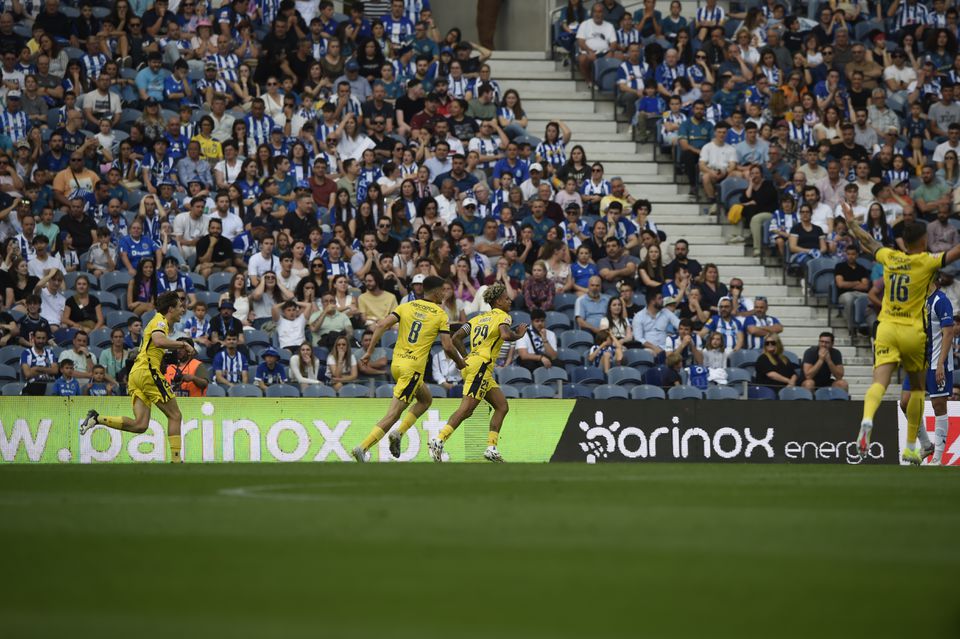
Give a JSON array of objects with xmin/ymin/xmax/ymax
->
[
  {"xmin": 927, "ymin": 289, "xmax": 955, "ymax": 373},
  {"xmin": 212, "ymin": 349, "xmax": 247, "ymax": 384},
  {"xmin": 742, "ymin": 314, "xmax": 781, "ymax": 351}
]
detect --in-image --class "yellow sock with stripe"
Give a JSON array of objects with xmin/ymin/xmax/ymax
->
[
  {"xmin": 438, "ymin": 424, "xmax": 455, "ymax": 442},
  {"xmin": 397, "ymin": 412, "xmax": 418, "ymax": 434},
  {"xmin": 862, "ymin": 383, "xmax": 886, "ymax": 423},
  {"xmin": 101, "ymin": 415, "xmax": 124, "ymax": 429},
  {"xmin": 360, "ymin": 427, "xmax": 385, "ymax": 452},
  {"xmin": 905, "ymin": 391, "xmax": 924, "ymax": 451},
  {"xmin": 488, "ymin": 431, "xmax": 499, "ymax": 447},
  {"xmin": 168, "ymin": 435, "xmax": 182, "ymax": 462}
]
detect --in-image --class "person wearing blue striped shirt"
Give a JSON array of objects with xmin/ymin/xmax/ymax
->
[
  {"xmin": 700, "ymin": 296, "xmax": 744, "ymax": 351},
  {"xmin": 741, "ymin": 298, "xmax": 782, "ymax": 351},
  {"xmin": 212, "ymin": 331, "xmax": 248, "ymax": 387}
]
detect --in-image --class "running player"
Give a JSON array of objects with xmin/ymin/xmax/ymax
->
[
  {"xmin": 428, "ymin": 283, "xmax": 527, "ymax": 463},
  {"xmin": 352, "ymin": 275, "xmax": 465, "ymax": 462},
  {"xmin": 79, "ymin": 291, "xmax": 193, "ymax": 462},
  {"xmin": 843, "ymin": 203, "xmax": 960, "ymax": 464},
  {"xmin": 899, "ymin": 275, "xmax": 954, "ymax": 465}
]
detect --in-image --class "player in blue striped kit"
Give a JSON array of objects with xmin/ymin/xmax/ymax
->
[{"xmin": 900, "ymin": 274, "xmax": 955, "ymax": 465}]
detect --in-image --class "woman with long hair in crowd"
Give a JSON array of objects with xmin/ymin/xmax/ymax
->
[
  {"xmin": 127, "ymin": 257, "xmax": 158, "ymax": 316},
  {"xmin": 220, "ymin": 272, "xmax": 253, "ymax": 328},
  {"xmin": 290, "ymin": 341, "xmax": 323, "ymax": 389},
  {"xmin": 325, "ymin": 333, "xmax": 357, "ymax": 392}
]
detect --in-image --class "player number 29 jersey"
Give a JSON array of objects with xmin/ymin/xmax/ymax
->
[
  {"xmin": 465, "ymin": 308, "xmax": 511, "ymax": 364},
  {"xmin": 391, "ymin": 300, "xmax": 450, "ymax": 366},
  {"xmin": 875, "ymin": 248, "xmax": 944, "ymax": 327}
]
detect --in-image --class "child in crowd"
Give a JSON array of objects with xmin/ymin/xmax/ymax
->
[
  {"xmin": 83, "ymin": 364, "xmax": 114, "ymax": 396},
  {"xmin": 52, "ymin": 358, "xmax": 81, "ymax": 396}
]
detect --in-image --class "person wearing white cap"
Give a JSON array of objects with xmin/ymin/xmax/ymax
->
[
  {"xmin": 519, "ymin": 161, "xmax": 549, "ymax": 200},
  {"xmin": 402, "ymin": 273, "xmax": 427, "ymax": 303}
]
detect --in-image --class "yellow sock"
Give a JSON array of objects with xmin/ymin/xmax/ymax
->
[
  {"xmin": 487, "ymin": 431, "xmax": 499, "ymax": 447},
  {"xmin": 101, "ymin": 415, "xmax": 124, "ymax": 429},
  {"xmin": 360, "ymin": 427, "xmax": 385, "ymax": 452},
  {"xmin": 862, "ymin": 383, "xmax": 886, "ymax": 423},
  {"xmin": 168, "ymin": 435, "xmax": 182, "ymax": 463},
  {"xmin": 905, "ymin": 390, "xmax": 924, "ymax": 451},
  {"xmin": 438, "ymin": 424, "xmax": 455, "ymax": 442},
  {"xmin": 397, "ymin": 412, "xmax": 418, "ymax": 434}
]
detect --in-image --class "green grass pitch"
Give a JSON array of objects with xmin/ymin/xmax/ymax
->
[{"xmin": 2, "ymin": 463, "xmax": 959, "ymax": 638}]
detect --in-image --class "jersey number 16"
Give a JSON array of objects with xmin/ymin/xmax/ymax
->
[{"xmin": 888, "ymin": 273, "xmax": 911, "ymax": 303}]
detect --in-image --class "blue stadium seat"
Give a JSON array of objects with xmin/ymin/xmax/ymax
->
[
  {"xmin": 560, "ymin": 329, "xmax": 593, "ymax": 349},
  {"xmin": 668, "ymin": 385, "xmax": 703, "ymax": 400},
  {"xmin": 0, "ymin": 345, "xmax": 22, "ymax": 367},
  {"xmin": 724, "ymin": 368, "xmax": 753, "ymax": 385},
  {"xmin": 302, "ymin": 385, "xmax": 336, "ymax": 398},
  {"xmin": 510, "ymin": 310, "xmax": 531, "ymax": 326},
  {"xmin": 338, "ymin": 383, "xmax": 372, "ymax": 398},
  {"xmin": 205, "ymin": 384, "xmax": 226, "ymax": 397},
  {"xmin": 706, "ymin": 385, "xmax": 741, "ymax": 400},
  {"xmin": 521, "ymin": 384, "xmax": 557, "ymax": 399},
  {"xmin": 557, "ymin": 348, "xmax": 583, "ymax": 366},
  {"xmin": 779, "ymin": 387, "xmax": 813, "ymax": 400},
  {"xmin": 207, "ymin": 272, "xmax": 234, "ymax": 293},
  {"xmin": 533, "ymin": 367, "xmax": 568, "ymax": 385},
  {"xmin": 105, "ymin": 310, "xmax": 136, "ymax": 330},
  {"xmin": 729, "ymin": 350, "xmax": 762, "ymax": 370},
  {"xmin": 0, "ymin": 363, "xmax": 16, "ymax": 382},
  {"xmin": 89, "ymin": 327, "xmax": 113, "ymax": 348},
  {"xmin": 265, "ymin": 384, "xmax": 301, "ymax": 398},
  {"xmin": 747, "ymin": 385, "xmax": 777, "ymax": 400},
  {"xmin": 607, "ymin": 366, "xmax": 644, "ymax": 386},
  {"xmin": 194, "ymin": 291, "xmax": 221, "ymax": 308},
  {"xmin": 497, "ymin": 366, "xmax": 533, "ymax": 386},
  {"xmin": 246, "ymin": 330, "xmax": 273, "ymax": 349},
  {"xmin": 571, "ymin": 366, "xmax": 605, "ymax": 385},
  {"xmin": 562, "ymin": 383, "xmax": 594, "ymax": 399},
  {"xmin": 545, "ymin": 311, "xmax": 571, "ymax": 331},
  {"xmin": 375, "ymin": 384, "xmax": 395, "ymax": 398},
  {"xmin": 554, "ymin": 293, "xmax": 577, "ymax": 312},
  {"xmin": 381, "ymin": 331, "xmax": 399, "ymax": 349},
  {"xmin": 623, "ymin": 349, "xmax": 656, "ymax": 368},
  {"xmin": 815, "ymin": 387, "xmax": 850, "ymax": 401},
  {"xmin": 593, "ymin": 384, "xmax": 628, "ymax": 399},
  {"xmin": 227, "ymin": 384, "xmax": 263, "ymax": 398},
  {"xmin": 501, "ymin": 385, "xmax": 520, "ymax": 399},
  {"xmin": 426, "ymin": 384, "xmax": 447, "ymax": 398},
  {"xmin": 642, "ymin": 365, "xmax": 671, "ymax": 386},
  {"xmin": 97, "ymin": 291, "xmax": 120, "ymax": 310},
  {"xmin": 593, "ymin": 57, "xmax": 621, "ymax": 96},
  {"xmin": 100, "ymin": 271, "xmax": 132, "ymax": 296},
  {"xmin": 630, "ymin": 384, "xmax": 665, "ymax": 400},
  {"xmin": 2, "ymin": 382, "xmax": 22, "ymax": 396}
]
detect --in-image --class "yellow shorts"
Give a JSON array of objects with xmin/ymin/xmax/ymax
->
[
  {"xmin": 463, "ymin": 358, "xmax": 498, "ymax": 401},
  {"xmin": 392, "ymin": 362, "xmax": 425, "ymax": 403},
  {"xmin": 874, "ymin": 321, "xmax": 927, "ymax": 373},
  {"xmin": 127, "ymin": 366, "xmax": 173, "ymax": 408}
]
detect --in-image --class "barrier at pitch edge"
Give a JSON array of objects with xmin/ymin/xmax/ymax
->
[
  {"xmin": 896, "ymin": 401, "xmax": 960, "ymax": 466},
  {"xmin": 550, "ymin": 400, "xmax": 900, "ymax": 464},
  {"xmin": 0, "ymin": 398, "xmax": 575, "ymax": 463}
]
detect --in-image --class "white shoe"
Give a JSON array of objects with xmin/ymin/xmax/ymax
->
[
  {"xmin": 726, "ymin": 234, "xmax": 745, "ymax": 244},
  {"xmin": 428, "ymin": 438, "xmax": 444, "ymax": 463},
  {"xmin": 483, "ymin": 446, "xmax": 505, "ymax": 463},
  {"xmin": 351, "ymin": 445, "xmax": 369, "ymax": 463},
  {"xmin": 931, "ymin": 446, "xmax": 944, "ymax": 465},
  {"xmin": 388, "ymin": 430, "xmax": 402, "ymax": 458},
  {"xmin": 856, "ymin": 420, "xmax": 872, "ymax": 460},
  {"xmin": 919, "ymin": 440, "xmax": 935, "ymax": 463},
  {"xmin": 79, "ymin": 409, "xmax": 99, "ymax": 436}
]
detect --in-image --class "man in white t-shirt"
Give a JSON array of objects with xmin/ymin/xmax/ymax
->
[
  {"xmin": 933, "ymin": 123, "xmax": 960, "ymax": 167},
  {"xmin": 81, "ymin": 73, "xmax": 121, "ymax": 129},
  {"xmin": 515, "ymin": 309, "xmax": 559, "ymax": 372},
  {"xmin": 246, "ymin": 235, "xmax": 278, "ymax": 288},
  {"xmin": 698, "ymin": 122, "xmax": 738, "ymax": 200},
  {"xmin": 27, "ymin": 235, "xmax": 64, "ymax": 278},
  {"xmin": 576, "ymin": 3, "xmax": 616, "ymax": 87},
  {"xmin": 172, "ymin": 196, "xmax": 209, "ymax": 264},
  {"xmin": 208, "ymin": 191, "xmax": 243, "ymax": 241}
]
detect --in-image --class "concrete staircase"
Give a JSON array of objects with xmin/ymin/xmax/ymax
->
[{"xmin": 488, "ymin": 50, "xmax": 896, "ymax": 399}]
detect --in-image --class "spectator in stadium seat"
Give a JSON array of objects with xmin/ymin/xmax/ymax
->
[
  {"xmin": 576, "ymin": 3, "xmax": 617, "ymax": 88},
  {"xmin": 586, "ymin": 328, "xmax": 622, "ymax": 373},
  {"xmin": 212, "ymin": 332, "xmax": 248, "ymax": 388},
  {"xmin": 516, "ymin": 308, "xmax": 559, "ymax": 372},
  {"xmin": 801, "ymin": 331, "xmax": 848, "ymax": 393},
  {"xmin": 326, "ymin": 333, "xmax": 358, "ymax": 392},
  {"xmin": 742, "ymin": 297, "xmax": 782, "ymax": 351},
  {"xmin": 698, "ymin": 122, "xmax": 738, "ymax": 203},
  {"xmin": 20, "ymin": 326, "xmax": 57, "ymax": 395},
  {"xmin": 700, "ymin": 295, "xmax": 743, "ymax": 351},
  {"xmin": 928, "ymin": 203, "xmax": 959, "ymax": 253},
  {"xmin": 727, "ymin": 277, "xmax": 753, "ymax": 316},
  {"xmin": 665, "ymin": 317, "xmax": 703, "ymax": 367},
  {"xmin": 834, "ymin": 244, "xmax": 871, "ymax": 337},
  {"xmin": 575, "ymin": 275, "xmax": 610, "ymax": 333},
  {"xmin": 597, "ymin": 237, "xmax": 638, "ymax": 296},
  {"xmin": 195, "ymin": 217, "xmax": 237, "ymax": 279},
  {"xmin": 914, "ymin": 165, "xmax": 952, "ymax": 218},
  {"xmin": 309, "ymin": 292, "xmax": 353, "ymax": 346},
  {"xmin": 695, "ymin": 263, "xmax": 727, "ymax": 314},
  {"xmin": 632, "ymin": 290, "xmax": 680, "ymax": 359},
  {"xmin": 754, "ymin": 335, "xmax": 798, "ymax": 389},
  {"xmin": 289, "ymin": 342, "xmax": 323, "ymax": 390},
  {"xmin": 664, "ymin": 239, "xmax": 702, "ymax": 280}
]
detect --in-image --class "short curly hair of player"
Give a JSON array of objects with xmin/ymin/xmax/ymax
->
[{"xmin": 483, "ymin": 283, "xmax": 507, "ymax": 306}]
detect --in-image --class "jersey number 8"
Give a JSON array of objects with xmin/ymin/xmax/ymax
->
[{"xmin": 407, "ymin": 320, "xmax": 423, "ymax": 343}]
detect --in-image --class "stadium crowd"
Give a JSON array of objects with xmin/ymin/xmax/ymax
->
[{"xmin": 1, "ymin": 0, "xmax": 957, "ymax": 400}]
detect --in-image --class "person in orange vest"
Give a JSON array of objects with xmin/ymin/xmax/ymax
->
[{"xmin": 164, "ymin": 337, "xmax": 211, "ymax": 397}]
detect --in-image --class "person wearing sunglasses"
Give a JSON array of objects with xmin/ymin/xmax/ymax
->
[{"xmin": 754, "ymin": 335, "xmax": 798, "ymax": 390}]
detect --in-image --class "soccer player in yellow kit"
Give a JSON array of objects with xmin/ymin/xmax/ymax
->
[
  {"xmin": 429, "ymin": 283, "xmax": 528, "ymax": 463},
  {"xmin": 843, "ymin": 204, "xmax": 960, "ymax": 464},
  {"xmin": 352, "ymin": 276, "xmax": 465, "ymax": 462},
  {"xmin": 79, "ymin": 291, "xmax": 194, "ymax": 462}
]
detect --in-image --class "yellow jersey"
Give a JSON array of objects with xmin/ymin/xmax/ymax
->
[
  {"xmin": 391, "ymin": 300, "xmax": 450, "ymax": 367},
  {"xmin": 132, "ymin": 312, "xmax": 170, "ymax": 374},
  {"xmin": 465, "ymin": 308, "xmax": 511, "ymax": 364},
  {"xmin": 875, "ymin": 248, "xmax": 944, "ymax": 327}
]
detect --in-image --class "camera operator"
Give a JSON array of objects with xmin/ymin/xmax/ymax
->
[{"xmin": 164, "ymin": 337, "xmax": 210, "ymax": 397}]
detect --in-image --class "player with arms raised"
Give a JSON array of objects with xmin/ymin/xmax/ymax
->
[
  {"xmin": 79, "ymin": 291, "xmax": 194, "ymax": 462},
  {"xmin": 352, "ymin": 275, "xmax": 465, "ymax": 462},
  {"xmin": 429, "ymin": 283, "xmax": 527, "ymax": 463},
  {"xmin": 843, "ymin": 203, "xmax": 960, "ymax": 464}
]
